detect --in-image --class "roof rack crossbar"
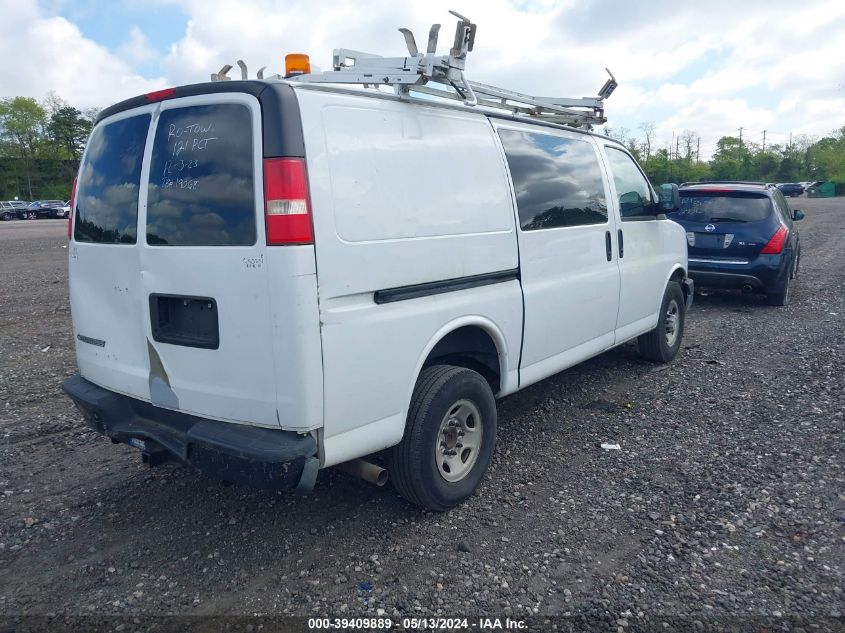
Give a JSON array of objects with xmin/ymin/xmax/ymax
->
[
  {"xmin": 284, "ymin": 11, "xmax": 615, "ymax": 129},
  {"xmin": 408, "ymin": 84, "xmax": 603, "ymax": 126}
]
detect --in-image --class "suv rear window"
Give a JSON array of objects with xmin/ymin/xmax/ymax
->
[
  {"xmin": 677, "ymin": 191, "xmax": 773, "ymax": 223},
  {"xmin": 74, "ymin": 114, "xmax": 151, "ymax": 244},
  {"xmin": 146, "ymin": 104, "xmax": 256, "ymax": 246}
]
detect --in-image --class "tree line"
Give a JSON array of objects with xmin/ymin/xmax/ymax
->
[
  {"xmin": 2, "ymin": 92, "xmax": 844, "ymax": 201},
  {"xmin": 0, "ymin": 94, "xmax": 96, "ymax": 201},
  {"xmin": 603, "ymin": 123, "xmax": 845, "ymax": 193}
]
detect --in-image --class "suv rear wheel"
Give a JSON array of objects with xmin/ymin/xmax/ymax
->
[
  {"xmin": 388, "ymin": 365, "xmax": 497, "ymax": 511},
  {"xmin": 767, "ymin": 276, "xmax": 790, "ymax": 306},
  {"xmin": 638, "ymin": 281, "xmax": 685, "ymax": 363}
]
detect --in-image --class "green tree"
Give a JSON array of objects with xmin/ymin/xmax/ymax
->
[
  {"xmin": 48, "ymin": 106, "xmax": 93, "ymax": 160},
  {"xmin": 0, "ymin": 97, "xmax": 47, "ymax": 198},
  {"xmin": 775, "ymin": 154, "xmax": 800, "ymax": 183},
  {"xmin": 806, "ymin": 126, "xmax": 845, "ymax": 187},
  {"xmin": 751, "ymin": 148, "xmax": 779, "ymax": 182},
  {"xmin": 710, "ymin": 136, "xmax": 745, "ymax": 180}
]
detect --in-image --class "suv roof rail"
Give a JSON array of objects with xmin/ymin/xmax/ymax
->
[
  {"xmin": 277, "ymin": 10, "xmax": 616, "ymax": 129},
  {"xmin": 680, "ymin": 180, "xmax": 769, "ymax": 187}
]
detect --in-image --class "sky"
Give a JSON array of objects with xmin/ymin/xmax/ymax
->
[{"xmin": 1, "ymin": 0, "xmax": 844, "ymax": 158}]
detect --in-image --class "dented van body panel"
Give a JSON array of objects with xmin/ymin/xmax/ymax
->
[{"xmin": 69, "ymin": 92, "xmax": 323, "ymax": 431}]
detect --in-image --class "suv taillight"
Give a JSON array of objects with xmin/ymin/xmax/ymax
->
[
  {"xmin": 760, "ymin": 225, "xmax": 787, "ymax": 254},
  {"xmin": 68, "ymin": 176, "xmax": 77, "ymax": 240},
  {"xmin": 263, "ymin": 158, "xmax": 313, "ymax": 245}
]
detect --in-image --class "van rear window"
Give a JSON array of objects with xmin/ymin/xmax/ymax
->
[
  {"xmin": 74, "ymin": 114, "xmax": 150, "ymax": 244},
  {"xmin": 146, "ymin": 104, "xmax": 256, "ymax": 246}
]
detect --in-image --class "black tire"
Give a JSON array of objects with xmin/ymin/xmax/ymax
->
[
  {"xmin": 767, "ymin": 277, "xmax": 790, "ymax": 306},
  {"xmin": 1, "ymin": 212, "xmax": 11, "ymax": 221},
  {"xmin": 388, "ymin": 365, "xmax": 497, "ymax": 511},
  {"xmin": 638, "ymin": 281, "xmax": 686, "ymax": 363}
]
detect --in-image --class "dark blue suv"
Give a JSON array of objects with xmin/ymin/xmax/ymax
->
[{"xmin": 670, "ymin": 182, "xmax": 804, "ymax": 306}]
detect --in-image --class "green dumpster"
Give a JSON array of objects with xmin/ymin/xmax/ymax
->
[{"xmin": 807, "ymin": 181, "xmax": 836, "ymax": 197}]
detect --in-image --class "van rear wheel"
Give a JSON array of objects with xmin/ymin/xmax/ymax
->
[
  {"xmin": 388, "ymin": 365, "xmax": 496, "ymax": 511},
  {"xmin": 638, "ymin": 281, "xmax": 685, "ymax": 363}
]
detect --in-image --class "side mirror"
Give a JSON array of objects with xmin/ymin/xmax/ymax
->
[
  {"xmin": 619, "ymin": 190, "xmax": 645, "ymax": 216},
  {"xmin": 792, "ymin": 210, "xmax": 805, "ymax": 221},
  {"xmin": 658, "ymin": 183, "xmax": 680, "ymax": 212}
]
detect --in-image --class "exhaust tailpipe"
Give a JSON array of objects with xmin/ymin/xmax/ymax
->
[
  {"xmin": 335, "ymin": 459, "xmax": 388, "ymax": 486},
  {"xmin": 741, "ymin": 284, "xmax": 754, "ymax": 293}
]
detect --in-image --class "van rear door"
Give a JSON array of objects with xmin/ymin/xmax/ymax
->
[{"xmin": 70, "ymin": 93, "xmax": 281, "ymax": 427}]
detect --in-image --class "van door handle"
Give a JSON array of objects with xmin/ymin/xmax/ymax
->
[
  {"xmin": 605, "ymin": 231, "xmax": 612, "ymax": 261},
  {"xmin": 618, "ymin": 229, "xmax": 624, "ymax": 258}
]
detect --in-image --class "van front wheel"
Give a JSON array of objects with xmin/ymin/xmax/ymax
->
[
  {"xmin": 638, "ymin": 281, "xmax": 685, "ymax": 363},
  {"xmin": 388, "ymin": 365, "xmax": 497, "ymax": 511}
]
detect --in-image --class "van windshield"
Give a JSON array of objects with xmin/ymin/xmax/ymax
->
[
  {"xmin": 146, "ymin": 104, "xmax": 256, "ymax": 246},
  {"xmin": 74, "ymin": 113, "xmax": 150, "ymax": 244},
  {"xmin": 677, "ymin": 191, "xmax": 773, "ymax": 223}
]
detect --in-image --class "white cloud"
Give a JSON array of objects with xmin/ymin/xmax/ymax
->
[
  {"xmin": 118, "ymin": 26, "xmax": 159, "ymax": 65},
  {"xmin": 656, "ymin": 99, "xmax": 778, "ymax": 156},
  {"xmin": 596, "ymin": 1, "xmax": 845, "ymax": 154},
  {"xmin": 154, "ymin": 0, "xmax": 845, "ymax": 157},
  {"xmin": 0, "ymin": 0, "xmax": 166, "ymax": 109},
  {"xmin": 2, "ymin": 0, "xmax": 844, "ymax": 158},
  {"xmin": 159, "ymin": 0, "xmax": 570, "ymax": 88}
]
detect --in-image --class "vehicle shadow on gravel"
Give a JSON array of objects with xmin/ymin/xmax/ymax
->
[
  {"xmin": 30, "ymin": 336, "xmax": 657, "ymax": 610},
  {"xmin": 31, "ymin": 283, "xmax": 785, "ymax": 537},
  {"xmin": 46, "ymin": 335, "xmax": 651, "ymax": 562},
  {"xmin": 692, "ymin": 289, "xmax": 772, "ymax": 308}
]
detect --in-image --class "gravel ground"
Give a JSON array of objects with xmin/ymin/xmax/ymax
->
[{"xmin": 0, "ymin": 202, "xmax": 843, "ymax": 631}]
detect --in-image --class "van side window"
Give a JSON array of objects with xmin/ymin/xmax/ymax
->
[
  {"xmin": 604, "ymin": 147, "xmax": 658, "ymax": 219},
  {"xmin": 74, "ymin": 114, "xmax": 151, "ymax": 244},
  {"xmin": 147, "ymin": 104, "xmax": 256, "ymax": 246},
  {"xmin": 498, "ymin": 129, "xmax": 608, "ymax": 230}
]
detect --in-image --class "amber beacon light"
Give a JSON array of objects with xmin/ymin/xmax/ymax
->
[{"xmin": 285, "ymin": 53, "xmax": 311, "ymax": 77}]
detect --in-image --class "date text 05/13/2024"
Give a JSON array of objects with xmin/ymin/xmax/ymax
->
[{"xmin": 307, "ymin": 617, "xmax": 528, "ymax": 630}]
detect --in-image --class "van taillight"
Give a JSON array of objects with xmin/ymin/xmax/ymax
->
[
  {"xmin": 761, "ymin": 225, "xmax": 787, "ymax": 254},
  {"xmin": 68, "ymin": 176, "xmax": 77, "ymax": 240},
  {"xmin": 263, "ymin": 158, "xmax": 313, "ymax": 245}
]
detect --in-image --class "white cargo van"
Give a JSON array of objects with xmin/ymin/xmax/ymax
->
[{"xmin": 63, "ymin": 23, "xmax": 692, "ymax": 510}]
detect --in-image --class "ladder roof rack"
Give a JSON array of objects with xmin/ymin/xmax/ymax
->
[{"xmin": 284, "ymin": 10, "xmax": 617, "ymax": 129}]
